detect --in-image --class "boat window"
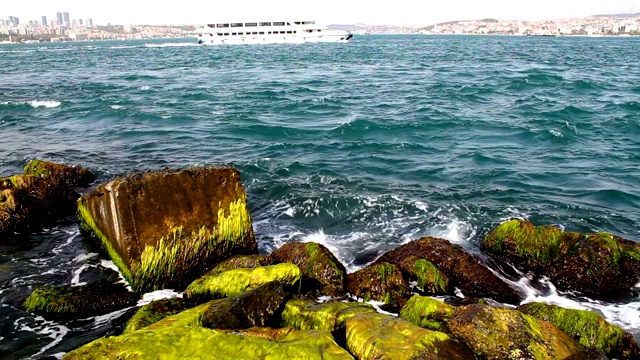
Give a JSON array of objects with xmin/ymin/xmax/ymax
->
[
  {"xmin": 210, "ymin": 33, "xmax": 213, "ymax": 36},
  {"xmin": 286, "ymin": 31, "xmax": 292, "ymax": 34},
  {"xmin": 259, "ymin": 31, "xmax": 264, "ymax": 35},
  {"xmin": 224, "ymin": 33, "xmax": 229, "ymax": 36},
  {"xmin": 294, "ymin": 22, "xmax": 301, "ymax": 25},
  {"xmin": 294, "ymin": 31, "xmax": 297, "ymax": 34},
  {"xmin": 207, "ymin": 24, "xmax": 215, "ymax": 28},
  {"xmin": 252, "ymin": 32, "xmax": 258, "ymax": 35},
  {"xmin": 217, "ymin": 33, "xmax": 223, "ymax": 36},
  {"xmin": 280, "ymin": 31, "xmax": 285, "ymax": 34},
  {"xmin": 245, "ymin": 23, "xmax": 257, "ymax": 27},
  {"xmin": 232, "ymin": 32, "xmax": 237, "ymax": 35},
  {"xmin": 231, "ymin": 23, "xmax": 243, "ymax": 27},
  {"xmin": 260, "ymin": 22, "xmax": 271, "ymax": 26},
  {"xmin": 286, "ymin": 22, "xmax": 291, "ymax": 25},
  {"xmin": 273, "ymin": 22, "xmax": 285, "ymax": 26},
  {"xmin": 238, "ymin": 32, "xmax": 244, "ymax": 35},
  {"xmin": 217, "ymin": 24, "xmax": 229, "ymax": 28}
]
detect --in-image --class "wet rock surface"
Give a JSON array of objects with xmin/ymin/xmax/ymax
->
[
  {"xmin": 399, "ymin": 295, "xmax": 455, "ymax": 332},
  {"xmin": 23, "ymin": 159, "xmax": 95, "ymax": 187},
  {"xmin": 206, "ymin": 254, "xmax": 274, "ymax": 276},
  {"xmin": 346, "ymin": 262, "xmax": 409, "ymax": 308},
  {"xmin": 124, "ymin": 297, "xmax": 195, "ymax": 334}
]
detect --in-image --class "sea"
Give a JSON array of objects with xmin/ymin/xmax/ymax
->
[{"xmin": 1, "ymin": 35, "xmax": 639, "ymax": 359}]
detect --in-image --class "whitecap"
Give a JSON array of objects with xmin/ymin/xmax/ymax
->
[
  {"xmin": 137, "ymin": 289, "xmax": 183, "ymax": 306},
  {"xmin": 110, "ymin": 105, "xmax": 124, "ymax": 109},
  {"xmin": 28, "ymin": 100, "xmax": 61, "ymax": 108},
  {"xmin": 139, "ymin": 85, "xmax": 150, "ymax": 91},
  {"xmin": 549, "ymin": 129, "xmax": 563, "ymax": 137}
]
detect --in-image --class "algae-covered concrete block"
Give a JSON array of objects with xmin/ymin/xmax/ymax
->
[{"xmin": 77, "ymin": 167, "xmax": 257, "ymax": 293}]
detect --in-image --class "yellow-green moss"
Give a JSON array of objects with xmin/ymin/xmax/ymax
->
[
  {"xmin": 23, "ymin": 159, "xmax": 50, "ymax": 178},
  {"xmin": 143, "ymin": 301, "xmax": 215, "ymax": 329},
  {"xmin": 78, "ymin": 198, "xmax": 132, "ymax": 283},
  {"xmin": 123, "ymin": 298, "xmax": 191, "ymax": 334},
  {"xmin": 518, "ymin": 302, "xmax": 625, "ymax": 354},
  {"xmin": 413, "ymin": 259, "xmax": 449, "ymax": 294},
  {"xmin": 24, "ymin": 287, "xmax": 83, "ymax": 313},
  {"xmin": 185, "ymin": 263, "xmax": 301, "ymax": 300},
  {"xmin": 281, "ymin": 299, "xmax": 376, "ymax": 332},
  {"xmin": 399, "ymin": 295, "xmax": 455, "ymax": 331}
]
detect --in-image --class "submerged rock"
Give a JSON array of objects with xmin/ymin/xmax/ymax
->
[
  {"xmin": 206, "ymin": 254, "xmax": 273, "ymax": 275},
  {"xmin": 448, "ymin": 303, "xmax": 583, "ymax": 360},
  {"xmin": 345, "ymin": 312, "xmax": 474, "ymax": 360},
  {"xmin": 399, "ymin": 295, "xmax": 455, "ymax": 332},
  {"xmin": 77, "ymin": 167, "xmax": 258, "ymax": 293},
  {"xmin": 201, "ymin": 281, "xmax": 289, "ymax": 329},
  {"xmin": 23, "ymin": 159, "xmax": 95, "ymax": 187},
  {"xmin": 184, "ymin": 263, "xmax": 301, "ymax": 301},
  {"xmin": 123, "ymin": 297, "xmax": 194, "ymax": 334},
  {"xmin": 23, "ymin": 280, "xmax": 138, "ymax": 317},
  {"xmin": 64, "ymin": 325, "xmax": 354, "ymax": 360},
  {"xmin": 281, "ymin": 299, "xmax": 376, "ymax": 332},
  {"xmin": 518, "ymin": 302, "xmax": 639, "ymax": 359},
  {"xmin": 270, "ymin": 241, "xmax": 347, "ymax": 297},
  {"xmin": 481, "ymin": 219, "xmax": 640, "ymax": 299},
  {"xmin": 346, "ymin": 262, "xmax": 409, "ymax": 307},
  {"xmin": 374, "ymin": 236, "xmax": 522, "ymax": 304},
  {"xmin": 0, "ymin": 175, "xmax": 79, "ymax": 233}
]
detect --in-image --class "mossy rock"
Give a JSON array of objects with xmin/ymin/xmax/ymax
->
[
  {"xmin": 563, "ymin": 347, "xmax": 609, "ymax": 360},
  {"xmin": 201, "ymin": 281, "xmax": 290, "ymax": 330},
  {"xmin": 77, "ymin": 167, "xmax": 258, "ymax": 293},
  {"xmin": 374, "ymin": 236, "xmax": 521, "ymax": 304},
  {"xmin": 124, "ymin": 297, "xmax": 194, "ymax": 334},
  {"xmin": 345, "ymin": 312, "xmax": 474, "ymax": 360},
  {"xmin": 481, "ymin": 219, "xmax": 640, "ymax": 299},
  {"xmin": 270, "ymin": 242, "xmax": 347, "ymax": 297},
  {"xmin": 346, "ymin": 262, "xmax": 409, "ymax": 308},
  {"xmin": 206, "ymin": 254, "xmax": 274, "ymax": 276},
  {"xmin": 1, "ymin": 174, "xmax": 79, "ymax": 233},
  {"xmin": 63, "ymin": 325, "xmax": 354, "ymax": 360},
  {"xmin": 399, "ymin": 295, "xmax": 455, "ymax": 332},
  {"xmin": 518, "ymin": 302, "xmax": 639, "ymax": 359},
  {"xmin": 184, "ymin": 263, "xmax": 301, "ymax": 301},
  {"xmin": 23, "ymin": 280, "xmax": 138, "ymax": 317},
  {"xmin": 144, "ymin": 300, "xmax": 215, "ymax": 329},
  {"xmin": 281, "ymin": 299, "xmax": 376, "ymax": 332},
  {"xmin": 448, "ymin": 303, "xmax": 583, "ymax": 360},
  {"xmin": 399, "ymin": 257, "xmax": 450, "ymax": 295},
  {"xmin": 23, "ymin": 159, "xmax": 95, "ymax": 187}
]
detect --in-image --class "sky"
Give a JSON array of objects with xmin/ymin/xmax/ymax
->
[{"xmin": 1, "ymin": 0, "xmax": 638, "ymax": 26}]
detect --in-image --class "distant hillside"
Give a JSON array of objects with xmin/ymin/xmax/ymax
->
[{"xmin": 592, "ymin": 12, "xmax": 640, "ymax": 18}]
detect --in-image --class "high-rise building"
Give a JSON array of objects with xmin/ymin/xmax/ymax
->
[
  {"xmin": 63, "ymin": 12, "xmax": 70, "ymax": 26},
  {"xmin": 42, "ymin": 16, "xmax": 48, "ymax": 27},
  {"xmin": 8, "ymin": 16, "xmax": 19, "ymax": 26},
  {"xmin": 78, "ymin": 19, "xmax": 83, "ymax": 26},
  {"xmin": 56, "ymin": 12, "xmax": 63, "ymax": 25},
  {"xmin": 86, "ymin": 19, "xmax": 94, "ymax": 28}
]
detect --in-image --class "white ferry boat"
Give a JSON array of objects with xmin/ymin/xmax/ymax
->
[{"xmin": 196, "ymin": 21, "xmax": 352, "ymax": 45}]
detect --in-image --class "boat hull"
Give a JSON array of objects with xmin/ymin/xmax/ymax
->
[{"xmin": 198, "ymin": 32, "xmax": 352, "ymax": 45}]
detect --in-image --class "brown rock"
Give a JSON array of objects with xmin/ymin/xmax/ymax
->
[
  {"xmin": 23, "ymin": 159, "xmax": 95, "ymax": 187},
  {"xmin": 346, "ymin": 262, "xmax": 409, "ymax": 308}
]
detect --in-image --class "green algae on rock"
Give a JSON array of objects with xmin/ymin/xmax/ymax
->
[
  {"xmin": 481, "ymin": 219, "xmax": 640, "ymax": 299},
  {"xmin": 123, "ymin": 297, "xmax": 194, "ymax": 334},
  {"xmin": 201, "ymin": 281, "xmax": 290, "ymax": 329},
  {"xmin": 281, "ymin": 299, "xmax": 376, "ymax": 332},
  {"xmin": 205, "ymin": 254, "xmax": 274, "ymax": 276},
  {"xmin": 23, "ymin": 280, "xmax": 138, "ymax": 317},
  {"xmin": 63, "ymin": 325, "xmax": 354, "ymax": 360},
  {"xmin": 400, "ymin": 257, "xmax": 449, "ymax": 295},
  {"xmin": 399, "ymin": 295, "xmax": 455, "ymax": 332},
  {"xmin": 270, "ymin": 241, "xmax": 347, "ymax": 297},
  {"xmin": 373, "ymin": 236, "xmax": 522, "ymax": 304},
  {"xmin": 517, "ymin": 302, "xmax": 640, "ymax": 359},
  {"xmin": 145, "ymin": 300, "xmax": 216, "ymax": 329},
  {"xmin": 448, "ymin": 303, "xmax": 583, "ymax": 360},
  {"xmin": 77, "ymin": 167, "xmax": 258, "ymax": 293},
  {"xmin": 23, "ymin": 159, "xmax": 95, "ymax": 187},
  {"xmin": 346, "ymin": 262, "xmax": 408, "ymax": 307},
  {"xmin": 345, "ymin": 312, "xmax": 474, "ymax": 360},
  {"xmin": 185, "ymin": 263, "xmax": 301, "ymax": 301}
]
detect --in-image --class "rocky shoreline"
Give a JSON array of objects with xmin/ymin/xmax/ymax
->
[{"xmin": 3, "ymin": 160, "xmax": 640, "ymax": 359}]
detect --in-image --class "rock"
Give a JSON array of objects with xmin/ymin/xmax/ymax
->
[
  {"xmin": 481, "ymin": 219, "xmax": 640, "ymax": 300},
  {"xmin": 184, "ymin": 263, "xmax": 301, "ymax": 301},
  {"xmin": 63, "ymin": 325, "xmax": 354, "ymax": 360},
  {"xmin": 201, "ymin": 281, "xmax": 289, "ymax": 329},
  {"xmin": 77, "ymin": 167, "xmax": 258, "ymax": 293},
  {"xmin": 145, "ymin": 301, "xmax": 213, "ymax": 329},
  {"xmin": 1, "ymin": 175, "xmax": 79, "ymax": 233},
  {"xmin": 346, "ymin": 262, "xmax": 409, "ymax": 307},
  {"xmin": 448, "ymin": 303, "xmax": 583, "ymax": 360},
  {"xmin": 518, "ymin": 302, "xmax": 639, "ymax": 359},
  {"xmin": 23, "ymin": 280, "xmax": 138, "ymax": 317},
  {"xmin": 270, "ymin": 241, "xmax": 347, "ymax": 297},
  {"xmin": 374, "ymin": 236, "xmax": 522, "ymax": 304},
  {"xmin": 206, "ymin": 254, "xmax": 273, "ymax": 275},
  {"xmin": 563, "ymin": 348, "xmax": 609, "ymax": 360},
  {"xmin": 345, "ymin": 312, "xmax": 474, "ymax": 360},
  {"xmin": 281, "ymin": 299, "xmax": 376, "ymax": 332},
  {"xmin": 123, "ymin": 297, "xmax": 194, "ymax": 334},
  {"xmin": 399, "ymin": 295, "xmax": 455, "ymax": 332},
  {"xmin": 399, "ymin": 257, "xmax": 449, "ymax": 295},
  {"xmin": 23, "ymin": 159, "xmax": 95, "ymax": 187}
]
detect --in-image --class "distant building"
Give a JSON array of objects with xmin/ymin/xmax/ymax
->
[
  {"xmin": 72, "ymin": 20, "xmax": 77, "ymax": 28},
  {"xmin": 124, "ymin": 24, "xmax": 134, "ymax": 33},
  {"xmin": 86, "ymin": 19, "xmax": 93, "ymax": 28},
  {"xmin": 78, "ymin": 19, "xmax": 83, "ymax": 26},
  {"xmin": 56, "ymin": 12, "xmax": 63, "ymax": 26},
  {"xmin": 42, "ymin": 16, "xmax": 48, "ymax": 27},
  {"xmin": 63, "ymin": 12, "xmax": 70, "ymax": 26},
  {"xmin": 8, "ymin": 16, "xmax": 19, "ymax": 26}
]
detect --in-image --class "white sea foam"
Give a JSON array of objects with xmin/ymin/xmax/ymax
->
[
  {"xmin": 28, "ymin": 100, "xmax": 61, "ymax": 108},
  {"xmin": 549, "ymin": 129, "xmax": 563, "ymax": 137},
  {"xmin": 14, "ymin": 315, "xmax": 70, "ymax": 358},
  {"xmin": 139, "ymin": 85, "xmax": 150, "ymax": 91},
  {"xmin": 100, "ymin": 259, "xmax": 132, "ymax": 291},
  {"xmin": 110, "ymin": 105, "xmax": 124, "ymax": 109},
  {"xmin": 137, "ymin": 289, "xmax": 183, "ymax": 306},
  {"xmin": 70, "ymin": 264, "xmax": 92, "ymax": 286}
]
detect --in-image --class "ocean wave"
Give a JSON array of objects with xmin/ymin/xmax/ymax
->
[
  {"xmin": 0, "ymin": 100, "xmax": 61, "ymax": 108},
  {"xmin": 144, "ymin": 43, "xmax": 198, "ymax": 48}
]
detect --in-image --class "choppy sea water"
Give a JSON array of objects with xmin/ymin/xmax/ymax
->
[{"xmin": 1, "ymin": 35, "xmax": 639, "ymax": 358}]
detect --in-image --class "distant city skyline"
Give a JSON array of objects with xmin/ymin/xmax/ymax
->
[{"xmin": 1, "ymin": 0, "xmax": 639, "ymax": 26}]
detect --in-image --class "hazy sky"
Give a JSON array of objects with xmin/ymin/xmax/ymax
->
[{"xmin": 1, "ymin": 0, "xmax": 638, "ymax": 26}]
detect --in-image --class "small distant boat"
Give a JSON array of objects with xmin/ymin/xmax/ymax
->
[
  {"xmin": 195, "ymin": 20, "xmax": 352, "ymax": 45},
  {"xmin": 527, "ymin": 31, "xmax": 557, "ymax": 37}
]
